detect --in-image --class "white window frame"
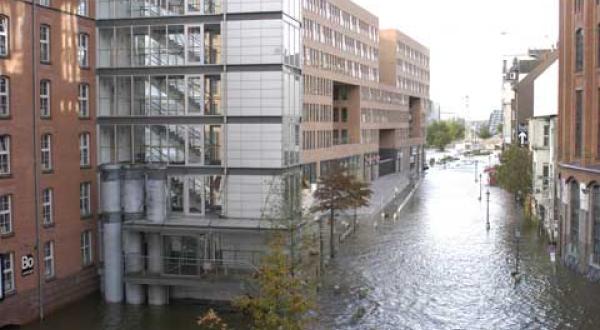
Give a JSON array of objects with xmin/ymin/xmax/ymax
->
[
  {"xmin": 40, "ymin": 80, "xmax": 51, "ymax": 117},
  {"xmin": 80, "ymin": 182, "xmax": 91, "ymax": 216},
  {"xmin": 0, "ymin": 135, "xmax": 10, "ymax": 175},
  {"xmin": 40, "ymin": 25, "xmax": 50, "ymax": 63},
  {"xmin": 0, "ymin": 16, "xmax": 8, "ymax": 57},
  {"xmin": 0, "ymin": 195, "xmax": 12, "ymax": 235},
  {"xmin": 42, "ymin": 188, "xmax": 53, "ymax": 226},
  {"xmin": 78, "ymin": 83, "xmax": 89, "ymax": 118},
  {"xmin": 41, "ymin": 134, "xmax": 52, "ymax": 171},
  {"xmin": 78, "ymin": 33, "xmax": 89, "ymax": 67},
  {"xmin": 1, "ymin": 252, "xmax": 15, "ymax": 294},
  {"xmin": 186, "ymin": 0, "xmax": 202, "ymax": 14},
  {"xmin": 80, "ymin": 133, "xmax": 90, "ymax": 167},
  {"xmin": 0, "ymin": 76, "xmax": 9, "ymax": 117},
  {"xmin": 39, "ymin": 0, "xmax": 50, "ymax": 6},
  {"xmin": 81, "ymin": 230, "xmax": 93, "ymax": 266},
  {"xmin": 43, "ymin": 241, "xmax": 54, "ymax": 279},
  {"xmin": 77, "ymin": 0, "xmax": 88, "ymax": 16}
]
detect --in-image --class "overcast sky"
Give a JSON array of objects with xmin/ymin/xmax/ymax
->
[{"xmin": 354, "ymin": 0, "xmax": 559, "ymax": 120}]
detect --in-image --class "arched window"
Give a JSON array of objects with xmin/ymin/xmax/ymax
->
[
  {"xmin": 593, "ymin": 185, "xmax": 600, "ymax": 264},
  {"xmin": 570, "ymin": 181, "xmax": 581, "ymax": 253},
  {"xmin": 576, "ymin": 28, "xmax": 584, "ymax": 72},
  {"xmin": 0, "ymin": 16, "xmax": 8, "ymax": 57}
]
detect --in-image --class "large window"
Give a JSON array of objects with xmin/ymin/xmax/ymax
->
[
  {"xmin": 41, "ymin": 134, "xmax": 52, "ymax": 171},
  {"xmin": 1, "ymin": 252, "xmax": 14, "ymax": 294},
  {"xmin": 39, "ymin": 0, "xmax": 50, "ymax": 6},
  {"xmin": 80, "ymin": 182, "xmax": 91, "ymax": 216},
  {"xmin": 0, "ymin": 195, "xmax": 11, "ymax": 235},
  {"xmin": 80, "ymin": 133, "xmax": 90, "ymax": 167},
  {"xmin": 0, "ymin": 76, "xmax": 9, "ymax": 117},
  {"xmin": 44, "ymin": 241, "xmax": 54, "ymax": 279},
  {"xmin": 543, "ymin": 124, "xmax": 550, "ymax": 147},
  {"xmin": 79, "ymin": 83, "xmax": 89, "ymax": 118},
  {"xmin": 77, "ymin": 0, "xmax": 88, "ymax": 16},
  {"xmin": 78, "ymin": 33, "xmax": 89, "ymax": 67},
  {"xmin": 0, "ymin": 16, "xmax": 8, "ymax": 57},
  {"xmin": 593, "ymin": 186, "xmax": 600, "ymax": 265},
  {"xmin": 40, "ymin": 25, "xmax": 50, "ymax": 63},
  {"xmin": 81, "ymin": 230, "xmax": 93, "ymax": 266},
  {"xmin": 0, "ymin": 135, "xmax": 10, "ymax": 175},
  {"xmin": 576, "ymin": 28, "xmax": 584, "ymax": 72},
  {"xmin": 570, "ymin": 181, "xmax": 581, "ymax": 254},
  {"xmin": 40, "ymin": 80, "xmax": 51, "ymax": 117},
  {"xmin": 42, "ymin": 188, "xmax": 53, "ymax": 226},
  {"xmin": 575, "ymin": 90, "xmax": 583, "ymax": 158}
]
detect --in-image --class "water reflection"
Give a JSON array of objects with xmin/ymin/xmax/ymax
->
[{"xmin": 318, "ymin": 166, "xmax": 600, "ymax": 330}]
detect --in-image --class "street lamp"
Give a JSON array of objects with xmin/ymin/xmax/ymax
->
[
  {"xmin": 478, "ymin": 174, "xmax": 483, "ymax": 201},
  {"xmin": 486, "ymin": 190, "xmax": 491, "ymax": 231}
]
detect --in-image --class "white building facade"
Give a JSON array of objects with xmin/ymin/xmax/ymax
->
[{"xmin": 96, "ymin": 0, "xmax": 303, "ymax": 304}]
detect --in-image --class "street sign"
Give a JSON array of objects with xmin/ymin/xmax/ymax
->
[
  {"xmin": 21, "ymin": 254, "xmax": 34, "ymax": 277},
  {"xmin": 518, "ymin": 131, "xmax": 527, "ymax": 145}
]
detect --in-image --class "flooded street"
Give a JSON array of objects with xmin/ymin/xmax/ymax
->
[
  {"xmin": 21, "ymin": 164, "xmax": 600, "ymax": 330},
  {"xmin": 318, "ymin": 164, "xmax": 600, "ymax": 329}
]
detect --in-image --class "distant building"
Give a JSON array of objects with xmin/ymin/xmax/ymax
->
[
  {"xmin": 426, "ymin": 101, "xmax": 441, "ymax": 125},
  {"xmin": 488, "ymin": 110, "xmax": 503, "ymax": 135}
]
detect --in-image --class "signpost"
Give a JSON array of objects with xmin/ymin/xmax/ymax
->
[
  {"xmin": 518, "ymin": 131, "xmax": 527, "ymax": 146},
  {"xmin": 21, "ymin": 254, "xmax": 34, "ymax": 277}
]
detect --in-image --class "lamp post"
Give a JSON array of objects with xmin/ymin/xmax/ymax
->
[
  {"xmin": 478, "ymin": 174, "xmax": 483, "ymax": 201},
  {"xmin": 475, "ymin": 160, "xmax": 479, "ymax": 183},
  {"xmin": 486, "ymin": 190, "xmax": 491, "ymax": 230}
]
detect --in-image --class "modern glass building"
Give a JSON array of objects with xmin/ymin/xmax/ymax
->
[{"xmin": 95, "ymin": 0, "xmax": 303, "ymax": 304}]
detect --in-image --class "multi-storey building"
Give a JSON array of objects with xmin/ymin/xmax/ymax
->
[
  {"xmin": 301, "ymin": 1, "xmax": 428, "ymax": 186},
  {"xmin": 95, "ymin": 0, "xmax": 303, "ymax": 304},
  {"xmin": 0, "ymin": 0, "xmax": 98, "ymax": 327},
  {"xmin": 557, "ymin": 0, "xmax": 600, "ymax": 280},
  {"xmin": 488, "ymin": 109, "xmax": 503, "ymax": 136}
]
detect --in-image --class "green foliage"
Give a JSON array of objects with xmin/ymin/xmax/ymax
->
[
  {"xmin": 197, "ymin": 309, "xmax": 228, "ymax": 330},
  {"xmin": 478, "ymin": 126, "xmax": 492, "ymax": 139},
  {"xmin": 426, "ymin": 120, "xmax": 465, "ymax": 151},
  {"xmin": 234, "ymin": 236, "xmax": 315, "ymax": 330},
  {"xmin": 497, "ymin": 123, "xmax": 503, "ymax": 134},
  {"xmin": 495, "ymin": 145, "xmax": 532, "ymax": 196},
  {"xmin": 311, "ymin": 165, "xmax": 373, "ymax": 259}
]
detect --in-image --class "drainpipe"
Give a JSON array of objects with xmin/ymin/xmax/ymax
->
[{"xmin": 31, "ymin": 1, "xmax": 44, "ymax": 321}]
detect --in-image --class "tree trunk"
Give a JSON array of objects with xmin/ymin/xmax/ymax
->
[
  {"xmin": 319, "ymin": 215, "xmax": 324, "ymax": 275},
  {"xmin": 330, "ymin": 207, "xmax": 335, "ymax": 259}
]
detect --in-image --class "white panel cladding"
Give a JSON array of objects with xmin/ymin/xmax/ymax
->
[
  {"xmin": 225, "ymin": 175, "xmax": 283, "ymax": 219},
  {"xmin": 226, "ymin": 20, "xmax": 283, "ymax": 65},
  {"xmin": 226, "ymin": 71, "xmax": 283, "ymax": 116},
  {"xmin": 226, "ymin": 0, "xmax": 282, "ymax": 13},
  {"xmin": 227, "ymin": 123, "xmax": 283, "ymax": 168}
]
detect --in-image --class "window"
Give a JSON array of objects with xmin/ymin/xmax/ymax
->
[
  {"xmin": 39, "ymin": 0, "xmax": 50, "ymax": 6},
  {"xmin": 81, "ymin": 230, "xmax": 93, "ymax": 266},
  {"xmin": 1, "ymin": 253, "xmax": 14, "ymax": 294},
  {"xmin": 542, "ymin": 164, "xmax": 550, "ymax": 188},
  {"xmin": 0, "ymin": 16, "xmax": 8, "ymax": 57},
  {"xmin": 0, "ymin": 135, "xmax": 9, "ymax": 175},
  {"xmin": 570, "ymin": 181, "xmax": 580, "ymax": 253},
  {"xmin": 78, "ymin": 33, "xmax": 89, "ymax": 67},
  {"xmin": 43, "ymin": 241, "xmax": 54, "ymax": 279},
  {"xmin": 576, "ymin": 28, "xmax": 584, "ymax": 72},
  {"xmin": 0, "ymin": 195, "xmax": 11, "ymax": 235},
  {"xmin": 41, "ymin": 134, "xmax": 52, "ymax": 171},
  {"xmin": 78, "ymin": 83, "xmax": 89, "ymax": 118},
  {"xmin": 0, "ymin": 76, "xmax": 9, "ymax": 116},
  {"xmin": 40, "ymin": 25, "xmax": 50, "ymax": 63},
  {"xmin": 42, "ymin": 188, "xmax": 53, "ymax": 226},
  {"xmin": 80, "ymin": 133, "xmax": 90, "ymax": 167},
  {"xmin": 543, "ymin": 124, "xmax": 550, "ymax": 147},
  {"xmin": 342, "ymin": 108, "xmax": 348, "ymax": 122},
  {"xmin": 593, "ymin": 186, "xmax": 600, "ymax": 265},
  {"xmin": 40, "ymin": 80, "xmax": 51, "ymax": 117},
  {"xmin": 77, "ymin": 0, "xmax": 88, "ymax": 16},
  {"xmin": 80, "ymin": 182, "xmax": 91, "ymax": 216},
  {"xmin": 575, "ymin": 90, "xmax": 583, "ymax": 157}
]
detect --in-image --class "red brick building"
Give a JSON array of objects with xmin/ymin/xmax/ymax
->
[
  {"xmin": 558, "ymin": 0, "xmax": 600, "ymax": 280},
  {"xmin": 0, "ymin": 1, "xmax": 98, "ymax": 326}
]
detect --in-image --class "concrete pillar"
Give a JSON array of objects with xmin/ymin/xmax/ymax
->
[
  {"xmin": 122, "ymin": 165, "xmax": 146, "ymax": 304},
  {"xmin": 145, "ymin": 164, "xmax": 168, "ymax": 305},
  {"xmin": 101, "ymin": 165, "xmax": 123, "ymax": 303},
  {"xmin": 147, "ymin": 233, "xmax": 168, "ymax": 305}
]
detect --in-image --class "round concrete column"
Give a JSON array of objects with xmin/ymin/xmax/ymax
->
[
  {"xmin": 147, "ymin": 233, "xmax": 168, "ymax": 305},
  {"xmin": 123, "ymin": 165, "xmax": 145, "ymax": 221},
  {"xmin": 123, "ymin": 231, "xmax": 145, "ymax": 305},
  {"xmin": 146, "ymin": 164, "xmax": 167, "ymax": 224},
  {"xmin": 101, "ymin": 164, "xmax": 123, "ymax": 303}
]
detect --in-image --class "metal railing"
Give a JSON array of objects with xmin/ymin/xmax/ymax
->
[{"xmin": 125, "ymin": 252, "xmax": 260, "ymax": 280}]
